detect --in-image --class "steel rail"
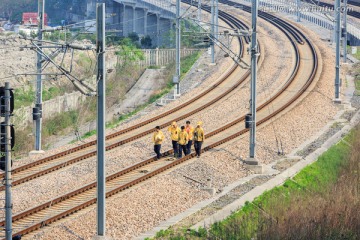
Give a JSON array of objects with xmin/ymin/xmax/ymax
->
[
  {"xmin": 0, "ymin": 14, "xmax": 249, "ymax": 190},
  {"xmin": 4, "ymin": 8, "xmax": 318, "ymax": 239}
]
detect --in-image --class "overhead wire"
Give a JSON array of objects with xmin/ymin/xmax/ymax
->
[{"xmin": 3, "ymin": 1, "xmax": 237, "ymax": 91}]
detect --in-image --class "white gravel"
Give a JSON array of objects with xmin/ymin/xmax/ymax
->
[{"xmin": 27, "ymin": 175, "xmax": 210, "ymax": 240}]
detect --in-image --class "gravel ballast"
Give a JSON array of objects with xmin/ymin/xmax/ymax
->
[{"xmin": 14, "ymin": 8, "xmax": 346, "ymax": 240}]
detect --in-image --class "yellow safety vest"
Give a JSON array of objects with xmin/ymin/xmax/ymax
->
[
  {"xmin": 193, "ymin": 127, "xmax": 205, "ymax": 141},
  {"xmin": 153, "ymin": 130, "xmax": 164, "ymax": 144},
  {"xmin": 168, "ymin": 126, "xmax": 180, "ymax": 141},
  {"xmin": 178, "ymin": 131, "xmax": 189, "ymax": 145}
]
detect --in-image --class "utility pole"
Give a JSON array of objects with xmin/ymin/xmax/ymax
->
[
  {"xmin": 34, "ymin": 0, "xmax": 45, "ymax": 151},
  {"xmin": 198, "ymin": 0, "xmax": 202, "ymax": 22},
  {"xmin": 4, "ymin": 82, "xmax": 12, "ymax": 240},
  {"xmin": 96, "ymin": 3, "xmax": 106, "ymax": 237},
  {"xmin": 246, "ymin": 0, "xmax": 259, "ymax": 164},
  {"xmin": 173, "ymin": 0, "xmax": 181, "ymax": 96},
  {"xmin": 334, "ymin": 0, "xmax": 341, "ymax": 102},
  {"xmin": 210, "ymin": 0, "xmax": 215, "ymax": 64},
  {"xmin": 296, "ymin": 0, "xmax": 301, "ymax": 22},
  {"xmin": 343, "ymin": 0, "xmax": 347, "ymax": 62},
  {"xmin": 215, "ymin": 0, "xmax": 219, "ymax": 40}
]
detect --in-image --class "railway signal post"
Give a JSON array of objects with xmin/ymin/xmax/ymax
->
[
  {"xmin": 334, "ymin": 0, "xmax": 342, "ymax": 103},
  {"xmin": 95, "ymin": 3, "xmax": 107, "ymax": 238},
  {"xmin": 198, "ymin": 0, "xmax": 202, "ymax": 21},
  {"xmin": 245, "ymin": 0, "xmax": 262, "ymax": 173},
  {"xmin": 34, "ymin": 0, "xmax": 45, "ymax": 153},
  {"xmin": 343, "ymin": 0, "xmax": 348, "ymax": 62},
  {"xmin": 215, "ymin": 0, "xmax": 219, "ymax": 40},
  {"xmin": 296, "ymin": 0, "xmax": 301, "ymax": 22},
  {"xmin": 1, "ymin": 82, "xmax": 14, "ymax": 240},
  {"xmin": 210, "ymin": 0, "xmax": 216, "ymax": 64},
  {"xmin": 174, "ymin": 0, "xmax": 181, "ymax": 97}
]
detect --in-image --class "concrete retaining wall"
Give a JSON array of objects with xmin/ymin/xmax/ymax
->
[{"xmin": 14, "ymin": 91, "xmax": 86, "ymax": 130}]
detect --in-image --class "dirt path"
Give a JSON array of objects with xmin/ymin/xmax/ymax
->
[{"xmin": 106, "ymin": 68, "xmax": 166, "ymax": 120}]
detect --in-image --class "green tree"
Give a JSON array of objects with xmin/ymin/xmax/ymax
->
[
  {"xmin": 167, "ymin": 20, "xmax": 202, "ymax": 48},
  {"xmin": 128, "ymin": 32, "xmax": 139, "ymax": 43},
  {"xmin": 30, "ymin": 30, "xmax": 37, "ymax": 39},
  {"xmin": 115, "ymin": 38, "xmax": 145, "ymax": 68},
  {"xmin": 141, "ymin": 35, "xmax": 152, "ymax": 48}
]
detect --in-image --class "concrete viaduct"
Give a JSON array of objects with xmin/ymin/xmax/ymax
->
[{"xmin": 87, "ymin": 0, "xmax": 176, "ymax": 47}]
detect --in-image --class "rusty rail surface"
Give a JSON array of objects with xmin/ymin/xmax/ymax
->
[{"xmin": 2, "ymin": 7, "xmax": 319, "ymax": 238}]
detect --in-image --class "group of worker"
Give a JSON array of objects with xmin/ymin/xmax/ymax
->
[{"xmin": 152, "ymin": 121, "xmax": 205, "ymax": 160}]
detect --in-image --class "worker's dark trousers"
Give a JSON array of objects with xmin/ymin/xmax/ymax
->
[
  {"xmin": 194, "ymin": 141, "xmax": 203, "ymax": 157},
  {"xmin": 186, "ymin": 140, "xmax": 192, "ymax": 154},
  {"xmin": 154, "ymin": 144, "xmax": 161, "ymax": 159},
  {"xmin": 172, "ymin": 140, "xmax": 179, "ymax": 157},
  {"xmin": 179, "ymin": 144, "xmax": 188, "ymax": 158}
]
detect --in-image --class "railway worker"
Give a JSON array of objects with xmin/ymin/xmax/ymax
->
[
  {"xmin": 153, "ymin": 126, "xmax": 164, "ymax": 160},
  {"xmin": 185, "ymin": 120, "xmax": 194, "ymax": 154},
  {"xmin": 168, "ymin": 121, "xmax": 181, "ymax": 158},
  {"xmin": 178, "ymin": 126, "xmax": 189, "ymax": 158},
  {"xmin": 194, "ymin": 121, "xmax": 205, "ymax": 158}
]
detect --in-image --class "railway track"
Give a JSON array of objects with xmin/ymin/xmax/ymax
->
[
  {"xmin": 0, "ymin": 16, "xmax": 255, "ymax": 191},
  {"xmin": 2, "ymin": 4, "xmax": 319, "ymax": 238},
  {"xmin": 348, "ymin": 0, "xmax": 360, "ymax": 7}
]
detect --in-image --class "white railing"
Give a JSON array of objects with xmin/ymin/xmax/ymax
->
[
  {"xmin": 115, "ymin": 48, "xmax": 200, "ymax": 68},
  {"xmin": 236, "ymin": 0, "xmax": 360, "ymax": 41}
]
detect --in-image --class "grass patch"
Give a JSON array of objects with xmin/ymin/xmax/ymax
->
[
  {"xmin": 42, "ymin": 110, "xmax": 79, "ymax": 137},
  {"xmin": 353, "ymin": 63, "xmax": 360, "ymax": 95},
  {"xmin": 12, "ymin": 126, "xmax": 34, "ymax": 157},
  {"xmin": 347, "ymin": 46, "xmax": 360, "ymax": 60},
  {"xmin": 180, "ymin": 51, "xmax": 201, "ymax": 79},
  {"xmin": 14, "ymin": 87, "xmax": 35, "ymax": 108},
  {"xmin": 205, "ymin": 138, "xmax": 353, "ymax": 239},
  {"xmin": 355, "ymin": 74, "xmax": 360, "ymax": 95},
  {"xmin": 42, "ymin": 86, "xmax": 64, "ymax": 101},
  {"xmin": 14, "ymin": 86, "xmax": 66, "ymax": 108},
  {"xmin": 151, "ymin": 126, "xmax": 360, "ymax": 240},
  {"xmin": 147, "ymin": 51, "xmax": 201, "ymax": 104}
]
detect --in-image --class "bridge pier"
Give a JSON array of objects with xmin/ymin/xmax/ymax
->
[
  {"xmin": 144, "ymin": 9, "xmax": 148, "ymax": 35},
  {"xmin": 122, "ymin": 4, "xmax": 135, "ymax": 36},
  {"xmin": 135, "ymin": 8, "xmax": 145, "ymax": 34},
  {"xmin": 90, "ymin": 0, "xmax": 174, "ymax": 47},
  {"xmin": 147, "ymin": 13, "xmax": 158, "ymax": 46}
]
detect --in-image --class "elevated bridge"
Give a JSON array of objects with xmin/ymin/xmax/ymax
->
[{"xmin": 86, "ymin": 0, "xmax": 176, "ymax": 47}]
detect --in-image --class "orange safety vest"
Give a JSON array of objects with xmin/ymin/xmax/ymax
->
[{"xmin": 185, "ymin": 125, "xmax": 194, "ymax": 140}]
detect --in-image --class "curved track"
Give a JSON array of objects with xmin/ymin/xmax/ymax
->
[
  {"xmin": 0, "ymin": 16, "xmax": 253, "ymax": 191},
  {"xmin": 2, "ymin": 3, "xmax": 319, "ymax": 238}
]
